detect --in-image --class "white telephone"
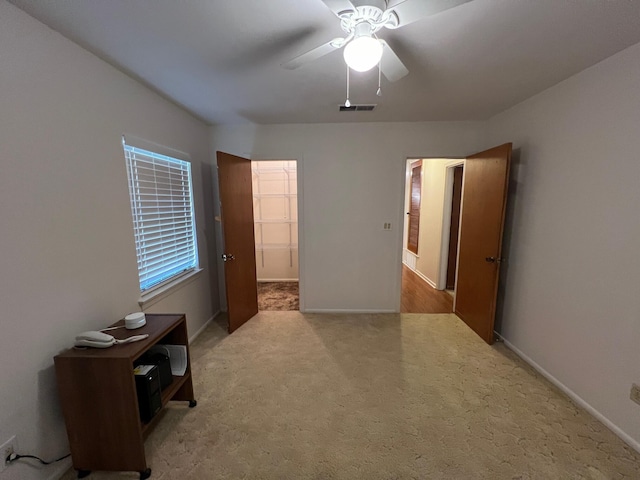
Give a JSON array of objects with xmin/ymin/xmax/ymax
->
[
  {"xmin": 75, "ymin": 331, "xmax": 116, "ymax": 348},
  {"xmin": 74, "ymin": 331, "xmax": 149, "ymax": 348}
]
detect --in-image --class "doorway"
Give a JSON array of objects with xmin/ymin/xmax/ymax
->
[
  {"xmin": 399, "ymin": 145, "xmax": 511, "ymax": 344},
  {"xmin": 401, "ymin": 158, "xmax": 463, "ymax": 313},
  {"xmin": 252, "ymin": 160, "xmax": 299, "ymax": 311}
]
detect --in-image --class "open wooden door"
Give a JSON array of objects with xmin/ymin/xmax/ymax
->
[
  {"xmin": 407, "ymin": 160, "xmax": 422, "ymax": 254},
  {"xmin": 217, "ymin": 151, "xmax": 258, "ymax": 333},
  {"xmin": 455, "ymin": 144, "xmax": 511, "ymax": 344}
]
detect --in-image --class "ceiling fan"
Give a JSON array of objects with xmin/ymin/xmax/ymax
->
[{"xmin": 282, "ymin": 0, "xmax": 472, "ymax": 82}]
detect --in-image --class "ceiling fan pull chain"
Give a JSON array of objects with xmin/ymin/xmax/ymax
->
[
  {"xmin": 345, "ymin": 64, "xmax": 351, "ymax": 107},
  {"xmin": 377, "ymin": 61, "xmax": 382, "ymax": 96}
]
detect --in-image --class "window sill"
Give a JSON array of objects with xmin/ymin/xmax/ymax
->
[{"xmin": 138, "ymin": 268, "xmax": 203, "ymax": 309}]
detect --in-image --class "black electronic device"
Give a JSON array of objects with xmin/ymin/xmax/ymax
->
[
  {"xmin": 140, "ymin": 352, "xmax": 173, "ymax": 391},
  {"xmin": 133, "ymin": 364, "xmax": 162, "ymax": 423}
]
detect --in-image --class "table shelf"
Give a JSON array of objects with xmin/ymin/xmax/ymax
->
[{"xmin": 54, "ymin": 313, "xmax": 195, "ymax": 478}]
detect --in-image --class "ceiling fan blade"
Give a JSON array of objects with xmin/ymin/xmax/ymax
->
[
  {"xmin": 386, "ymin": 0, "xmax": 472, "ymax": 28},
  {"xmin": 379, "ymin": 40, "xmax": 409, "ymax": 82},
  {"xmin": 282, "ymin": 40, "xmax": 341, "ymax": 70},
  {"xmin": 320, "ymin": 0, "xmax": 356, "ymax": 16}
]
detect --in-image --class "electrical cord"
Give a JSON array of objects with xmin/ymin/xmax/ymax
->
[{"xmin": 5, "ymin": 451, "xmax": 70, "ymax": 466}]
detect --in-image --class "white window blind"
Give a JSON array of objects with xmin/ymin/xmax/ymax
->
[{"xmin": 123, "ymin": 142, "xmax": 198, "ymax": 292}]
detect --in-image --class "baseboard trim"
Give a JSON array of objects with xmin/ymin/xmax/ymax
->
[
  {"xmin": 500, "ymin": 334, "xmax": 640, "ymax": 454},
  {"xmin": 416, "ymin": 270, "xmax": 437, "ymax": 289},
  {"xmin": 403, "ymin": 250, "xmax": 418, "ymax": 270},
  {"xmin": 303, "ymin": 309, "xmax": 396, "ymax": 314},
  {"xmin": 189, "ymin": 311, "xmax": 220, "ymax": 343},
  {"xmin": 404, "ymin": 263, "xmax": 438, "ymax": 289}
]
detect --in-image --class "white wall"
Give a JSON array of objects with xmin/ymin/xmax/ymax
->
[
  {"xmin": 486, "ymin": 41, "xmax": 640, "ymax": 448},
  {"xmin": 211, "ymin": 122, "xmax": 483, "ymax": 312},
  {"xmin": 0, "ymin": 2, "xmax": 218, "ymax": 479}
]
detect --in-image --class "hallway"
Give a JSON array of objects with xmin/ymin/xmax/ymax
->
[{"xmin": 400, "ymin": 264, "xmax": 453, "ymax": 313}]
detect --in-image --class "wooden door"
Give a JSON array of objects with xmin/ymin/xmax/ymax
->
[
  {"xmin": 455, "ymin": 144, "xmax": 511, "ymax": 344},
  {"xmin": 217, "ymin": 151, "xmax": 259, "ymax": 333},
  {"xmin": 446, "ymin": 165, "xmax": 463, "ymax": 290},
  {"xmin": 407, "ymin": 160, "xmax": 422, "ymax": 254}
]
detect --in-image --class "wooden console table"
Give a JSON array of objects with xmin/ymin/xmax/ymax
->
[{"xmin": 54, "ymin": 313, "xmax": 196, "ymax": 479}]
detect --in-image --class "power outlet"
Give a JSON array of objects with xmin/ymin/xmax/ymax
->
[
  {"xmin": 631, "ymin": 384, "xmax": 640, "ymax": 405},
  {"xmin": 0, "ymin": 435, "xmax": 16, "ymax": 473}
]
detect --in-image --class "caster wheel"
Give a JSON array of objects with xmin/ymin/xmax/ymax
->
[
  {"xmin": 189, "ymin": 400, "xmax": 197, "ymax": 408},
  {"xmin": 140, "ymin": 468, "xmax": 152, "ymax": 479},
  {"xmin": 77, "ymin": 470, "xmax": 91, "ymax": 479}
]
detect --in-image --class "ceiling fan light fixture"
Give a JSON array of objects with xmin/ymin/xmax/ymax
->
[{"xmin": 343, "ymin": 35, "xmax": 383, "ymax": 72}]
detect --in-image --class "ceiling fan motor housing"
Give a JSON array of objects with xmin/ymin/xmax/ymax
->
[
  {"xmin": 282, "ymin": 0, "xmax": 415, "ymax": 80},
  {"xmin": 352, "ymin": 20, "xmax": 375, "ymax": 39},
  {"xmin": 351, "ymin": 0, "xmax": 387, "ymax": 10},
  {"xmin": 339, "ymin": 1, "xmax": 399, "ymax": 35}
]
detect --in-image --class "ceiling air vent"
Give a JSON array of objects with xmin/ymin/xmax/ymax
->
[{"xmin": 339, "ymin": 104, "xmax": 377, "ymax": 112}]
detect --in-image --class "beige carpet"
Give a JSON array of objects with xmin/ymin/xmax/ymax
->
[{"xmin": 62, "ymin": 312, "xmax": 640, "ymax": 479}]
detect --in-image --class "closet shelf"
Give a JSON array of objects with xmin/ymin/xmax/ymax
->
[
  {"xmin": 252, "ymin": 166, "xmax": 296, "ymax": 174},
  {"xmin": 256, "ymin": 244, "xmax": 298, "ymax": 250},
  {"xmin": 253, "ymin": 193, "xmax": 296, "ymax": 198},
  {"xmin": 255, "ymin": 219, "xmax": 297, "ymax": 224}
]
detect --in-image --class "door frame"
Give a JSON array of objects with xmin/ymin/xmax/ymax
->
[
  {"xmin": 251, "ymin": 158, "xmax": 303, "ymax": 308},
  {"xmin": 214, "ymin": 154, "xmax": 305, "ymax": 313},
  {"xmin": 398, "ymin": 159, "xmax": 466, "ymax": 290}
]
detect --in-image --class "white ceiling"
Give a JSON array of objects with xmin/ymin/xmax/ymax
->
[{"xmin": 9, "ymin": 0, "xmax": 640, "ymax": 125}]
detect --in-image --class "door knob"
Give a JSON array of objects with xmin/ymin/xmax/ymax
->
[
  {"xmin": 222, "ymin": 253, "xmax": 235, "ymax": 262},
  {"xmin": 485, "ymin": 256, "xmax": 503, "ymax": 264}
]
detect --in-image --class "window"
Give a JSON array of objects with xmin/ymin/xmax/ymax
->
[{"xmin": 123, "ymin": 139, "xmax": 199, "ymax": 293}]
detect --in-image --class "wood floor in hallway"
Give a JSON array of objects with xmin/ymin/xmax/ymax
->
[{"xmin": 401, "ymin": 264, "xmax": 453, "ymax": 313}]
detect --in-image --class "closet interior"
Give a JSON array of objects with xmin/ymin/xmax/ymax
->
[{"xmin": 252, "ymin": 160, "xmax": 299, "ymax": 310}]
